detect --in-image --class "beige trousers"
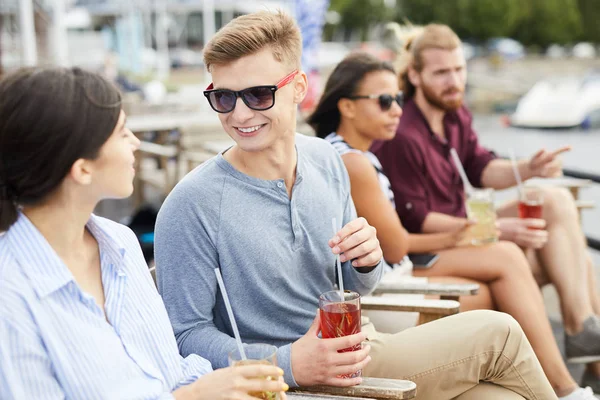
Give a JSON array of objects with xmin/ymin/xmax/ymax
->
[{"xmin": 362, "ymin": 310, "xmax": 557, "ymax": 400}]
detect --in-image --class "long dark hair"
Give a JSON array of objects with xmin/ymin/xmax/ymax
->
[
  {"xmin": 0, "ymin": 67, "xmax": 122, "ymax": 231},
  {"xmin": 308, "ymin": 52, "xmax": 396, "ymax": 139}
]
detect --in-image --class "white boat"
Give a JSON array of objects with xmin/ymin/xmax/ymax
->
[{"xmin": 510, "ymin": 71, "xmax": 600, "ymax": 129}]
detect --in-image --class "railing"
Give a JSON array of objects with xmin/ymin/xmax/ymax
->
[{"xmin": 563, "ymin": 168, "xmax": 600, "ymax": 251}]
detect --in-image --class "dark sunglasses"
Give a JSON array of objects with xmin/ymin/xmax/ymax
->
[
  {"xmin": 203, "ymin": 70, "xmax": 299, "ymax": 113},
  {"xmin": 346, "ymin": 92, "xmax": 404, "ymax": 111}
]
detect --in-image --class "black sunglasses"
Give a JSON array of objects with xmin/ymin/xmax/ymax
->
[
  {"xmin": 346, "ymin": 92, "xmax": 404, "ymax": 111},
  {"xmin": 203, "ymin": 70, "xmax": 299, "ymax": 113}
]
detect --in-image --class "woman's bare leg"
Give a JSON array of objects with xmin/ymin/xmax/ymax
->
[
  {"xmin": 413, "ymin": 241, "xmax": 577, "ymax": 395},
  {"xmin": 497, "ymin": 188, "xmax": 594, "ymax": 335}
]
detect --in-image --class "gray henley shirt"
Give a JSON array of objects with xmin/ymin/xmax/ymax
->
[{"xmin": 155, "ymin": 133, "xmax": 383, "ymax": 386}]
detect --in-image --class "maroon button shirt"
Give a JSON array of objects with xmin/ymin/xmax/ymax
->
[{"xmin": 372, "ymin": 98, "xmax": 496, "ymax": 233}]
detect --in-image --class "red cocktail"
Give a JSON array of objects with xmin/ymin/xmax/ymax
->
[
  {"xmin": 319, "ymin": 290, "xmax": 362, "ymax": 379},
  {"xmin": 518, "ymin": 188, "xmax": 544, "ymax": 229},
  {"xmin": 518, "ymin": 201, "xmax": 543, "ymax": 220}
]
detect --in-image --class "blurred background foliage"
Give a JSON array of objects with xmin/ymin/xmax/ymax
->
[{"xmin": 326, "ymin": 0, "xmax": 600, "ymax": 46}]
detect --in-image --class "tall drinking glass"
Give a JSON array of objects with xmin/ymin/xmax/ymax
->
[
  {"xmin": 228, "ymin": 343, "xmax": 280, "ymax": 400},
  {"xmin": 319, "ymin": 290, "xmax": 362, "ymax": 379},
  {"xmin": 466, "ymin": 188, "xmax": 498, "ymax": 245},
  {"xmin": 518, "ymin": 187, "xmax": 544, "ymax": 226}
]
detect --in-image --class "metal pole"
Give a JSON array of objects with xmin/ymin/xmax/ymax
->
[
  {"xmin": 18, "ymin": 0, "xmax": 38, "ymax": 66},
  {"xmin": 202, "ymin": 0, "xmax": 215, "ymax": 46},
  {"xmin": 0, "ymin": 15, "xmax": 4, "ymax": 76},
  {"xmin": 154, "ymin": 0, "xmax": 169, "ymax": 79},
  {"xmin": 51, "ymin": 0, "xmax": 69, "ymax": 66}
]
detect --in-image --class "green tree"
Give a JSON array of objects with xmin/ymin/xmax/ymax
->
[
  {"xmin": 577, "ymin": 0, "xmax": 600, "ymax": 42},
  {"xmin": 511, "ymin": 0, "xmax": 582, "ymax": 46},
  {"xmin": 396, "ymin": 0, "xmax": 524, "ymax": 41},
  {"xmin": 454, "ymin": 0, "xmax": 524, "ymax": 41},
  {"xmin": 327, "ymin": 0, "xmax": 391, "ymax": 41}
]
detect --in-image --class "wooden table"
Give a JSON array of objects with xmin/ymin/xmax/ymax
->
[
  {"xmin": 288, "ymin": 394, "xmax": 375, "ymax": 399},
  {"xmin": 127, "ymin": 111, "xmax": 221, "ymax": 207},
  {"xmin": 290, "ymin": 377, "xmax": 417, "ymax": 399},
  {"xmin": 127, "ymin": 112, "xmax": 218, "ymax": 134}
]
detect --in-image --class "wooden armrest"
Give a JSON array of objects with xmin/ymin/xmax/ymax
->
[
  {"xmin": 372, "ymin": 282, "xmax": 479, "ymax": 298},
  {"xmin": 361, "ymin": 296, "xmax": 460, "ymax": 316},
  {"xmin": 292, "ymin": 377, "xmax": 416, "ymax": 399},
  {"xmin": 138, "ymin": 141, "xmax": 179, "ymax": 158},
  {"xmin": 575, "ymin": 199, "xmax": 595, "ymax": 210},
  {"xmin": 288, "ymin": 394, "xmax": 374, "ymax": 399}
]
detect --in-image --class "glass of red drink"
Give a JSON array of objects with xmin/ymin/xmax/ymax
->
[
  {"xmin": 518, "ymin": 187, "xmax": 544, "ymax": 227},
  {"xmin": 319, "ymin": 290, "xmax": 362, "ymax": 379}
]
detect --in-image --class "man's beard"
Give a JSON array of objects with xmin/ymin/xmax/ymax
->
[{"xmin": 421, "ymin": 81, "xmax": 464, "ymax": 112}]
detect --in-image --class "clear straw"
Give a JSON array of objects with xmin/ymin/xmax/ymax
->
[
  {"xmin": 450, "ymin": 148, "xmax": 474, "ymax": 195},
  {"xmin": 331, "ymin": 217, "xmax": 345, "ymax": 300},
  {"xmin": 509, "ymin": 148, "xmax": 524, "ymax": 199},
  {"xmin": 214, "ymin": 268, "xmax": 247, "ymax": 360}
]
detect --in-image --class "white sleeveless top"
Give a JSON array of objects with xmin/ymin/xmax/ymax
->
[{"xmin": 325, "ymin": 133, "xmax": 412, "ymax": 272}]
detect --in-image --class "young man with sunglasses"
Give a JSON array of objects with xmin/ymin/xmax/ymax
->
[
  {"xmin": 155, "ymin": 11, "xmax": 557, "ymax": 399},
  {"xmin": 373, "ymin": 24, "xmax": 600, "ymax": 398}
]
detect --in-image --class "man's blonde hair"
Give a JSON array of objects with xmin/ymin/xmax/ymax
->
[
  {"xmin": 396, "ymin": 24, "xmax": 461, "ymax": 99},
  {"xmin": 203, "ymin": 10, "xmax": 302, "ymax": 71}
]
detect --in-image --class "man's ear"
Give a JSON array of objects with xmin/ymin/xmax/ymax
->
[
  {"xmin": 293, "ymin": 71, "xmax": 309, "ymax": 104},
  {"xmin": 69, "ymin": 158, "xmax": 93, "ymax": 186},
  {"xmin": 407, "ymin": 66, "xmax": 420, "ymax": 88},
  {"xmin": 337, "ymin": 97, "xmax": 356, "ymax": 119}
]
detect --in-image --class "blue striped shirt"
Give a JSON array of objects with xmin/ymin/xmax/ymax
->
[{"xmin": 0, "ymin": 213, "xmax": 212, "ymax": 400}]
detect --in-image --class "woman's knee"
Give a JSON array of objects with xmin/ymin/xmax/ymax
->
[
  {"xmin": 540, "ymin": 187, "xmax": 578, "ymax": 222},
  {"xmin": 486, "ymin": 241, "xmax": 531, "ymax": 275}
]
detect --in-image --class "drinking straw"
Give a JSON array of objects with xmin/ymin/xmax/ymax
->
[
  {"xmin": 449, "ymin": 148, "xmax": 474, "ymax": 195},
  {"xmin": 331, "ymin": 217, "xmax": 345, "ymax": 300},
  {"xmin": 509, "ymin": 148, "xmax": 524, "ymax": 199},
  {"xmin": 214, "ymin": 268, "xmax": 247, "ymax": 360}
]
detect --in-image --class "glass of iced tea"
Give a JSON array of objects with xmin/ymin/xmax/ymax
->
[
  {"xmin": 228, "ymin": 343, "xmax": 280, "ymax": 400},
  {"xmin": 518, "ymin": 187, "xmax": 544, "ymax": 227},
  {"xmin": 466, "ymin": 188, "xmax": 498, "ymax": 245},
  {"xmin": 319, "ymin": 290, "xmax": 362, "ymax": 379}
]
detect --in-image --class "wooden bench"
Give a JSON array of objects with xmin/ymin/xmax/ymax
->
[
  {"xmin": 362, "ymin": 296, "xmax": 460, "ymax": 325},
  {"xmin": 372, "ymin": 281, "xmax": 479, "ymax": 302},
  {"xmin": 291, "ymin": 377, "xmax": 416, "ymax": 399}
]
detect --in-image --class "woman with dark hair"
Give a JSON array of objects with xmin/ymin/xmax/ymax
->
[
  {"xmin": 308, "ymin": 52, "xmax": 592, "ymax": 399},
  {"xmin": 0, "ymin": 67, "xmax": 288, "ymax": 399}
]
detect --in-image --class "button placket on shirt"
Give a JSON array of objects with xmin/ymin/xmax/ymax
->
[{"xmin": 290, "ymin": 174, "xmax": 303, "ymax": 250}]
